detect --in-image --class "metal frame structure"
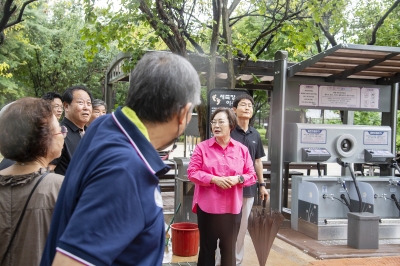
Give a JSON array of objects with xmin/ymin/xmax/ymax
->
[
  {"xmin": 104, "ymin": 44, "xmax": 400, "ymax": 215},
  {"xmin": 270, "ymin": 44, "xmax": 400, "ymax": 212},
  {"xmin": 104, "ymin": 51, "xmax": 285, "ymax": 113}
]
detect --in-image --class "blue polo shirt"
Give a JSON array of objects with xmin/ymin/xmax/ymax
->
[{"xmin": 41, "ymin": 107, "xmax": 170, "ymax": 266}]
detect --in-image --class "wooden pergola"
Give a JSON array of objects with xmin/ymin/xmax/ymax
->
[
  {"xmin": 103, "ymin": 51, "xmax": 282, "ymax": 112},
  {"xmin": 104, "ymin": 45, "xmax": 400, "ymax": 113}
]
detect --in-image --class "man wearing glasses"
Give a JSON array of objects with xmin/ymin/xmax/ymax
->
[{"xmin": 42, "ymin": 92, "xmax": 64, "ymax": 120}]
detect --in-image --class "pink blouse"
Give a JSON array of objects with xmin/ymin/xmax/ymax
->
[{"xmin": 187, "ymin": 137, "xmax": 256, "ymax": 214}]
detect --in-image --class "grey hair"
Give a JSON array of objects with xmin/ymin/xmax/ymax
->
[
  {"xmin": 125, "ymin": 52, "xmax": 201, "ymax": 123},
  {"xmin": 92, "ymin": 99, "xmax": 107, "ymax": 109}
]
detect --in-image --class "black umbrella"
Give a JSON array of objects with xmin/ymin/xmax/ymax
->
[{"xmin": 247, "ymin": 200, "xmax": 284, "ymax": 266}]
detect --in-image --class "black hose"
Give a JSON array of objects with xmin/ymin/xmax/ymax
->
[
  {"xmin": 391, "ymin": 194, "xmax": 400, "ymax": 211},
  {"xmin": 342, "ymin": 181, "xmax": 351, "ymax": 203},
  {"xmin": 317, "ymin": 162, "xmax": 321, "ymax": 177},
  {"xmin": 340, "ymin": 194, "xmax": 351, "ymax": 211},
  {"xmin": 336, "ymin": 158, "xmax": 363, "ymax": 212},
  {"xmin": 348, "ymin": 165, "xmax": 363, "ymax": 212}
]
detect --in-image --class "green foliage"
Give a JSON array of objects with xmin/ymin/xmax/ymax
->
[
  {"xmin": 1, "ymin": 0, "xmax": 396, "ymax": 135},
  {"xmin": 325, "ymin": 119, "xmax": 342, "ymax": 125},
  {"xmin": 250, "ymin": 90, "xmax": 269, "ymax": 126},
  {"xmin": 256, "ymin": 128, "xmax": 268, "ymax": 146},
  {"xmin": 81, "ymin": 0, "xmax": 170, "ymax": 67},
  {"xmin": 349, "ymin": 0, "xmax": 400, "ymax": 46},
  {"xmin": 0, "ymin": 1, "xmax": 117, "ymax": 104},
  {"xmin": 112, "ymin": 81, "xmax": 129, "ymax": 111},
  {"xmin": 353, "ymin": 111, "xmax": 381, "ymax": 126},
  {"xmin": 0, "ymin": 19, "xmax": 36, "ymax": 106}
]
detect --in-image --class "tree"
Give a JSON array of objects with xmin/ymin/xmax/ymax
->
[
  {"xmin": 81, "ymin": 0, "xmax": 400, "ymax": 139},
  {"xmin": 0, "ymin": 0, "xmax": 117, "ymax": 106},
  {"xmin": 0, "ymin": 2, "xmax": 36, "ymax": 106},
  {"xmin": 0, "ymin": 0, "xmax": 37, "ymax": 44},
  {"xmin": 349, "ymin": 0, "xmax": 400, "ymax": 46},
  {"xmin": 81, "ymin": 0, "xmax": 309, "ymax": 139},
  {"xmin": 17, "ymin": 2, "xmax": 111, "ymax": 98}
]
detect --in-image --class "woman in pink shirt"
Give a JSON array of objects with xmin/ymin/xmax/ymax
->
[{"xmin": 188, "ymin": 107, "xmax": 256, "ymax": 266}]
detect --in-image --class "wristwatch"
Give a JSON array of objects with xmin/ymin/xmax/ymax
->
[
  {"xmin": 238, "ymin": 175, "xmax": 244, "ymax": 184},
  {"xmin": 259, "ymin": 182, "xmax": 266, "ymax": 187}
]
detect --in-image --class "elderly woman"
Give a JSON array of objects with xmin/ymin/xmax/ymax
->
[
  {"xmin": 188, "ymin": 107, "xmax": 256, "ymax": 266},
  {"xmin": 0, "ymin": 97, "xmax": 65, "ymax": 266},
  {"xmin": 86, "ymin": 99, "xmax": 107, "ymax": 127}
]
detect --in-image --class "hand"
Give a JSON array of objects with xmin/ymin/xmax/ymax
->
[
  {"xmin": 259, "ymin": 186, "xmax": 269, "ymax": 201},
  {"xmin": 226, "ymin": 175, "xmax": 240, "ymax": 186},
  {"xmin": 211, "ymin": 176, "xmax": 235, "ymax": 189}
]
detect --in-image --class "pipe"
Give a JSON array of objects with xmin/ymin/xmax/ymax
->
[{"xmin": 390, "ymin": 194, "xmax": 400, "ymax": 211}]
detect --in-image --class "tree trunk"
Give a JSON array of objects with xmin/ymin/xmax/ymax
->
[
  {"xmin": 199, "ymin": 0, "xmax": 222, "ymax": 141},
  {"xmin": 222, "ymin": 0, "xmax": 235, "ymax": 89}
]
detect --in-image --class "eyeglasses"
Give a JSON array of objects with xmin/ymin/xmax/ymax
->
[
  {"xmin": 54, "ymin": 126, "xmax": 68, "ymax": 138},
  {"xmin": 53, "ymin": 105, "xmax": 63, "ymax": 111},
  {"xmin": 210, "ymin": 120, "xmax": 227, "ymax": 126},
  {"xmin": 238, "ymin": 102, "xmax": 254, "ymax": 108}
]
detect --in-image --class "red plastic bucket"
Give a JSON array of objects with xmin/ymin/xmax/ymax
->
[{"xmin": 170, "ymin": 222, "xmax": 199, "ymax": 256}]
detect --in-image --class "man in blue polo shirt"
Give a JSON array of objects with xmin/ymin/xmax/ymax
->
[{"xmin": 41, "ymin": 52, "xmax": 201, "ymax": 266}]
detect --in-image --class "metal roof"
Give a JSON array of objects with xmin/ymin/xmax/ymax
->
[{"xmin": 287, "ymin": 44, "xmax": 400, "ymax": 85}]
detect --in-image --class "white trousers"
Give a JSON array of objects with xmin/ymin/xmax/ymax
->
[{"xmin": 215, "ymin": 197, "xmax": 254, "ymax": 266}]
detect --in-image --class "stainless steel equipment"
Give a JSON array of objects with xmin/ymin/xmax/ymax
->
[
  {"xmin": 288, "ymin": 124, "xmax": 399, "ymax": 240},
  {"xmin": 284, "ymin": 123, "xmax": 392, "ymax": 163},
  {"xmin": 173, "ymin": 157, "xmax": 197, "ymax": 223},
  {"xmin": 291, "ymin": 176, "xmax": 400, "ymax": 240}
]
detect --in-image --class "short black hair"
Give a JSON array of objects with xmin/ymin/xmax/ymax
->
[
  {"xmin": 42, "ymin": 92, "xmax": 62, "ymax": 101},
  {"xmin": 232, "ymin": 94, "xmax": 254, "ymax": 108},
  {"xmin": 62, "ymin": 85, "xmax": 93, "ymax": 104}
]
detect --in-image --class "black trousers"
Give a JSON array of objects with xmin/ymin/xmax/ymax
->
[{"xmin": 197, "ymin": 205, "xmax": 242, "ymax": 266}]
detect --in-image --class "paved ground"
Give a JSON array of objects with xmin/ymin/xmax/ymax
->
[
  {"xmin": 163, "ymin": 190, "xmax": 316, "ymax": 265},
  {"xmin": 309, "ymin": 256, "xmax": 400, "ymax": 266}
]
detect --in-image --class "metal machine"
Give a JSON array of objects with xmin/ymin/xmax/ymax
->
[
  {"xmin": 288, "ymin": 124, "xmax": 400, "ymax": 240},
  {"xmin": 173, "ymin": 157, "xmax": 197, "ymax": 223}
]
